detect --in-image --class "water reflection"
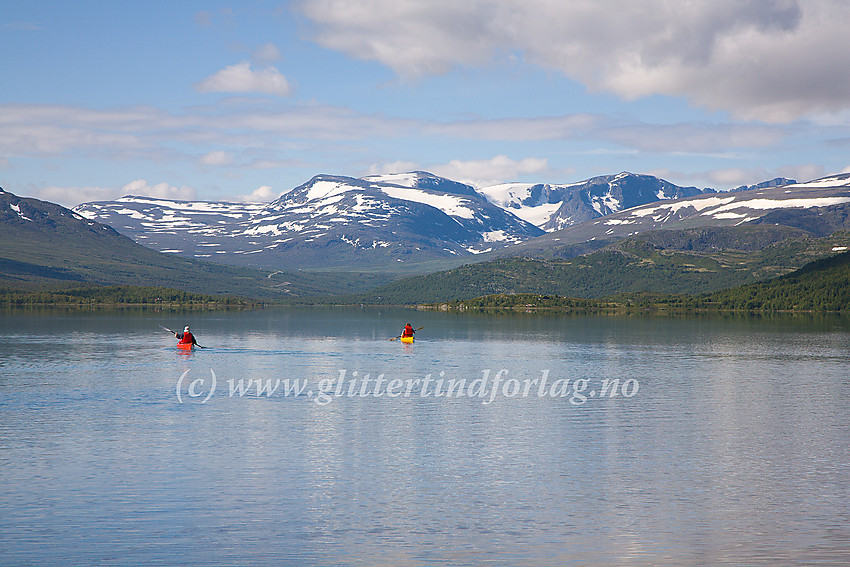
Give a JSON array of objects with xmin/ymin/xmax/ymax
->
[{"xmin": 0, "ymin": 308, "xmax": 848, "ymax": 565}]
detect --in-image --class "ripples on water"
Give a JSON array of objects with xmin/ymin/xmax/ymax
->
[{"xmin": 1, "ymin": 308, "xmax": 848, "ymax": 565}]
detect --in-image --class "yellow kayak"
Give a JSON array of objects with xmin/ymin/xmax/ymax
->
[{"xmin": 400, "ymin": 336, "xmax": 414, "ymax": 344}]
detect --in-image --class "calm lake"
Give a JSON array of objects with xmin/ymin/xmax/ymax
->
[{"xmin": 1, "ymin": 307, "xmax": 849, "ymax": 566}]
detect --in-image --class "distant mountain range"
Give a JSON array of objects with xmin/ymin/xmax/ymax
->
[
  {"xmin": 9, "ymin": 170, "xmax": 850, "ymax": 302},
  {"xmin": 74, "ymin": 171, "xmax": 802, "ymax": 272}
]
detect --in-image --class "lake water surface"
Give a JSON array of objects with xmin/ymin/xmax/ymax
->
[{"xmin": 1, "ymin": 308, "xmax": 849, "ymax": 565}]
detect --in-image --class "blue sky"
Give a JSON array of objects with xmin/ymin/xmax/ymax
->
[{"xmin": 2, "ymin": 0, "xmax": 850, "ymax": 207}]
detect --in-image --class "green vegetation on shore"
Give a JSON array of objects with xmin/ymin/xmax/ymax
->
[
  {"xmin": 422, "ymin": 251, "xmax": 850, "ymax": 314},
  {"xmin": 0, "ymin": 285, "xmax": 258, "ymax": 307}
]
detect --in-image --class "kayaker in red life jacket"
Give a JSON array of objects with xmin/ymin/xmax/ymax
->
[
  {"xmin": 175, "ymin": 326, "xmax": 197, "ymax": 346},
  {"xmin": 401, "ymin": 323, "xmax": 415, "ymax": 338}
]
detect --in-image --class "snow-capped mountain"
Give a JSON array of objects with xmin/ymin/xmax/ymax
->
[
  {"xmin": 504, "ymin": 173, "xmax": 850, "ymax": 257},
  {"xmin": 74, "ymin": 172, "xmax": 544, "ymax": 270},
  {"xmin": 479, "ymin": 172, "xmax": 711, "ymax": 231}
]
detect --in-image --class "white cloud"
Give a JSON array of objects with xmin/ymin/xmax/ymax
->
[
  {"xmin": 253, "ymin": 43, "xmax": 281, "ymax": 65},
  {"xmin": 299, "ymin": 0, "xmax": 501, "ymax": 77},
  {"xmin": 234, "ymin": 185, "xmax": 280, "ymax": 202},
  {"xmin": 0, "ymin": 100, "xmax": 841, "ymax": 196},
  {"xmin": 600, "ymin": 122, "xmax": 786, "ymax": 153},
  {"xmin": 649, "ymin": 164, "xmax": 830, "ymax": 190},
  {"xmin": 777, "ymin": 164, "xmax": 826, "ymax": 183},
  {"xmin": 298, "ymin": 0, "xmax": 850, "ymax": 122},
  {"xmin": 0, "ymin": 102, "xmax": 412, "ymax": 161},
  {"xmin": 0, "ymin": 104, "xmax": 149, "ymax": 156},
  {"xmin": 3, "ymin": 21, "xmax": 45, "ymax": 31},
  {"xmin": 195, "ymin": 61, "xmax": 292, "ymax": 97},
  {"xmin": 245, "ymin": 158, "xmax": 303, "ymax": 170},
  {"xmin": 29, "ymin": 180, "xmax": 197, "ymax": 207},
  {"xmin": 368, "ymin": 160, "xmax": 420, "ymax": 175},
  {"xmin": 199, "ymin": 150, "xmax": 234, "ymax": 166},
  {"xmin": 120, "ymin": 179, "xmax": 196, "ymax": 200},
  {"xmin": 32, "ymin": 185, "xmax": 121, "ymax": 208},
  {"xmin": 431, "ymin": 114, "xmax": 599, "ymax": 141},
  {"xmin": 705, "ymin": 168, "xmax": 773, "ymax": 187},
  {"xmin": 430, "ymin": 155, "xmax": 549, "ymax": 187},
  {"xmin": 0, "ymin": 102, "xmax": 798, "ymax": 167}
]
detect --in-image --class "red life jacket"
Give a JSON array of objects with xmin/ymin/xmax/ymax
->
[
  {"xmin": 178, "ymin": 332, "xmax": 195, "ymax": 345},
  {"xmin": 402, "ymin": 325, "xmax": 414, "ymax": 337}
]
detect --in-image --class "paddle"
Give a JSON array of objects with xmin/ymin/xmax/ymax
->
[
  {"xmin": 159, "ymin": 324, "xmax": 206, "ymax": 348},
  {"xmin": 389, "ymin": 326, "xmax": 424, "ymax": 341}
]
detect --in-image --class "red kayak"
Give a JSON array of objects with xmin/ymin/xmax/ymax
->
[{"xmin": 176, "ymin": 342, "xmax": 194, "ymax": 351}]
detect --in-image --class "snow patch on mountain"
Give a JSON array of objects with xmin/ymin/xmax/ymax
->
[
  {"xmin": 717, "ymin": 197, "xmax": 850, "ymax": 210},
  {"xmin": 10, "ymin": 203, "xmax": 33, "ymax": 222},
  {"xmin": 378, "ymin": 186, "xmax": 476, "ymax": 219}
]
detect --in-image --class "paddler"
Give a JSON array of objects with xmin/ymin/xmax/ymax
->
[
  {"xmin": 174, "ymin": 326, "xmax": 198, "ymax": 347},
  {"xmin": 401, "ymin": 323, "xmax": 416, "ymax": 340}
]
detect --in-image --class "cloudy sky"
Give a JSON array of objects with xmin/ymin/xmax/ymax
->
[{"xmin": 3, "ymin": 0, "xmax": 850, "ymax": 207}]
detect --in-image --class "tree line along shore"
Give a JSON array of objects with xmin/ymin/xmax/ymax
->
[{"xmin": 3, "ymin": 250, "xmax": 848, "ymax": 313}]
